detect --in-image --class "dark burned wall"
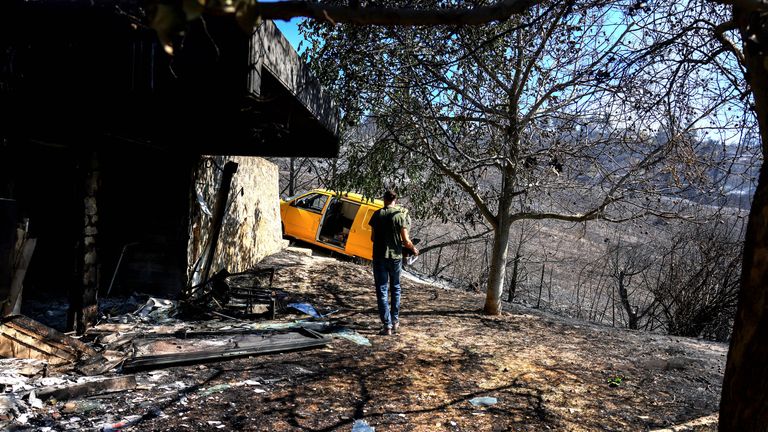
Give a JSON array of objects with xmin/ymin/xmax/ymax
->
[
  {"xmin": 0, "ymin": 141, "xmax": 81, "ymax": 297},
  {"xmin": 0, "ymin": 1, "xmax": 339, "ymax": 319},
  {"xmin": 0, "ymin": 138, "xmax": 194, "ymax": 301},
  {"xmin": 98, "ymin": 148, "xmax": 195, "ymax": 298}
]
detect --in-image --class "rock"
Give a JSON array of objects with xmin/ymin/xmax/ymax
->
[{"xmin": 666, "ymin": 357, "xmax": 696, "ymax": 370}]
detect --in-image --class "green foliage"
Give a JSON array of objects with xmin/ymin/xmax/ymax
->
[
  {"xmin": 301, "ymin": 0, "xmax": 746, "ymax": 225},
  {"xmin": 607, "ymin": 375, "xmax": 624, "ymax": 387}
]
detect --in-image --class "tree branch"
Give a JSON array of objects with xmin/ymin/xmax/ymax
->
[
  {"xmin": 419, "ymin": 229, "xmax": 494, "ymax": 254},
  {"xmin": 713, "ymin": 0, "xmax": 768, "ymax": 12},
  {"xmin": 230, "ymin": 0, "xmax": 544, "ymax": 26},
  {"xmin": 714, "ymin": 20, "xmax": 747, "ymax": 67}
]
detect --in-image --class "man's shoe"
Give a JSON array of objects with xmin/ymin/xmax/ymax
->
[
  {"xmin": 392, "ymin": 322, "xmax": 400, "ymax": 333},
  {"xmin": 379, "ymin": 326, "xmax": 392, "ymax": 336}
]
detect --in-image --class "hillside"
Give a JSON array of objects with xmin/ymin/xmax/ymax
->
[{"xmin": 4, "ymin": 247, "xmax": 726, "ymax": 431}]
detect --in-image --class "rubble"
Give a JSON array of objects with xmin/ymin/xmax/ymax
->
[
  {"xmin": 122, "ymin": 327, "xmax": 329, "ymax": 372},
  {"xmin": 0, "ymin": 263, "xmax": 353, "ymax": 430},
  {"xmin": 34, "ymin": 375, "xmax": 137, "ymax": 401},
  {"xmin": 0, "ymin": 315, "xmax": 96, "ymax": 365},
  {"xmin": 0, "ymin": 246, "xmax": 732, "ymax": 430}
]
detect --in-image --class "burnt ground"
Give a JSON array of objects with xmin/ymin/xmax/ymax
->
[{"xmin": 12, "ymin": 247, "xmax": 726, "ymax": 431}]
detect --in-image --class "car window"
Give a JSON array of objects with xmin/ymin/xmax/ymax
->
[{"xmin": 295, "ymin": 193, "xmax": 328, "ymax": 212}]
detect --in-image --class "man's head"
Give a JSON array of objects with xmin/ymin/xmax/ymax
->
[{"xmin": 383, "ymin": 190, "xmax": 397, "ymax": 205}]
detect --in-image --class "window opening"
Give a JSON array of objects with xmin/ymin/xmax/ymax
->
[
  {"xmin": 294, "ymin": 193, "xmax": 328, "ymax": 213},
  {"xmin": 318, "ymin": 198, "xmax": 360, "ymax": 248}
]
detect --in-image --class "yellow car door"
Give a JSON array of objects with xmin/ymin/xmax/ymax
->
[
  {"xmin": 281, "ymin": 192, "xmax": 330, "ymax": 241},
  {"xmin": 344, "ymin": 205, "xmax": 378, "ymax": 260}
]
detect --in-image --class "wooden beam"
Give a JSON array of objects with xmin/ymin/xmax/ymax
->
[
  {"xmin": 123, "ymin": 329, "xmax": 328, "ymax": 371},
  {"xmin": 34, "ymin": 375, "xmax": 137, "ymax": 401},
  {"xmin": 0, "ymin": 315, "xmax": 96, "ymax": 365},
  {"xmin": 2, "ymin": 238, "xmax": 36, "ymax": 316}
]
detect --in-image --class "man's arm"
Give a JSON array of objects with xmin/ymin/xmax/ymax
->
[{"xmin": 400, "ymin": 227, "xmax": 419, "ymax": 256}]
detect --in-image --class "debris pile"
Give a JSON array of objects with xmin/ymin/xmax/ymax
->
[
  {"xmin": 182, "ymin": 268, "xmax": 292, "ymax": 319},
  {"xmin": 0, "ymin": 275, "xmax": 371, "ymax": 429}
]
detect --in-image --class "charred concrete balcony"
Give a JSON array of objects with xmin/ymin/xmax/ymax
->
[{"xmin": 0, "ymin": 1, "xmax": 339, "ymax": 157}]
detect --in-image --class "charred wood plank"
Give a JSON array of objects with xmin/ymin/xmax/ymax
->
[
  {"xmin": 76, "ymin": 350, "xmax": 128, "ymax": 376},
  {"xmin": 2, "ymin": 238, "xmax": 36, "ymax": 316},
  {"xmin": 34, "ymin": 375, "xmax": 137, "ymax": 401},
  {"xmin": 0, "ymin": 315, "xmax": 96, "ymax": 365},
  {"xmin": 122, "ymin": 330, "xmax": 328, "ymax": 372}
]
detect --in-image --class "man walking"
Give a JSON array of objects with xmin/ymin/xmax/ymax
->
[{"xmin": 368, "ymin": 190, "xmax": 418, "ymax": 336}]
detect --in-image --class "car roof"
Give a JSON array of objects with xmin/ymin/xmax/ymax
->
[{"xmin": 315, "ymin": 189, "xmax": 385, "ymax": 207}]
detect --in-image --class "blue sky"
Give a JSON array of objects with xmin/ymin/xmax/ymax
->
[{"xmin": 274, "ymin": 18, "xmax": 305, "ymax": 52}]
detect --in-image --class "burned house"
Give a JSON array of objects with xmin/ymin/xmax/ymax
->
[{"xmin": 0, "ymin": 1, "xmax": 338, "ymax": 333}]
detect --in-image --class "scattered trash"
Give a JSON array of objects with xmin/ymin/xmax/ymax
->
[
  {"xmin": 61, "ymin": 400, "xmax": 103, "ymax": 414},
  {"xmin": 352, "ymin": 419, "xmax": 375, "ymax": 432},
  {"xmin": 0, "ymin": 370, "xmax": 31, "ymax": 392},
  {"xmin": 27, "ymin": 390, "xmax": 42, "ymax": 409},
  {"xmin": 0, "ymin": 393, "xmax": 23, "ymax": 421},
  {"xmin": 183, "ymin": 268, "xmax": 287, "ymax": 320},
  {"xmin": 101, "ymin": 414, "xmax": 142, "ymax": 431},
  {"xmin": 331, "ymin": 328, "xmax": 371, "ymax": 346},
  {"xmin": 247, "ymin": 320, "xmax": 325, "ymax": 331},
  {"xmin": 76, "ymin": 350, "xmax": 128, "ymax": 376},
  {"xmin": 0, "ymin": 258, "xmax": 357, "ymax": 429},
  {"xmin": 197, "ymin": 384, "xmax": 231, "ymax": 398},
  {"xmin": 469, "ymin": 396, "xmax": 498, "ymax": 407},
  {"xmin": 135, "ymin": 298, "xmax": 178, "ymax": 323},
  {"xmin": 15, "ymin": 411, "xmax": 29, "ymax": 424},
  {"xmin": 287, "ymin": 302, "xmax": 323, "ymax": 319},
  {"xmin": 0, "ymin": 358, "xmax": 47, "ymax": 377},
  {"xmin": 37, "ymin": 377, "xmax": 65, "ymax": 387}
]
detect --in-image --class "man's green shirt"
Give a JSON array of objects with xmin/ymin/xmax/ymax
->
[{"xmin": 368, "ymin": 206, "xmax": 410, "ymax": 260}]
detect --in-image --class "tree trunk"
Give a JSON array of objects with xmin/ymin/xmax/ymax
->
[
  {"xmin": 483, "ymin": 219, "xmax": 512, "ymax": 315},
  {"xmin": 617, "ymin": 271, "xmax": 638, "ymax": 330},
  {"xmin": 720, "ymin": 6, "xmax": 768, "ymax": 429},
  {"xmin": 536, "ymin": 263, "xmax": 544, "ymax": 308},
  {"xmin": 288, "ymin": 158, "xmax": 296, "ymax": 197},
  {"xmin": 507, "ymin": 252, "xmax": 520, "ymax": 303}
]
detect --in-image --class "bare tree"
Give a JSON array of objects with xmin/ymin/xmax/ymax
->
[
  {"xmin": 608, "ymin": 244, "xmax": 656, "ymax": 330},
  {"xmin": 653, "ymin": 220, "xmax": 743, "ymax": 341},
  {"xmin": 270, "ymin": 157, "xmax": 334, "ymax": 198}
]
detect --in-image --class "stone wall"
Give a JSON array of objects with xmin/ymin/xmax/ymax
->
[{"xmin": 188, "ymin": 156, "xmax": 286, "ymax": 281}]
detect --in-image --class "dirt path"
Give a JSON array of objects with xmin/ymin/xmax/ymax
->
[{"xmin": 21, "ymin": 248, "xmax": 726, "ymax": 431}]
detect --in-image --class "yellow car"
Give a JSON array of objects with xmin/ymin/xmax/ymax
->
[{"xmin": 280, "ymin": 189, "xmax": 384, "ymax": 260}]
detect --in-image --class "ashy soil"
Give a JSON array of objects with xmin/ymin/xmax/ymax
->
[{"xmin": 23, "ymin": 247, "xmax": 728, "ymax": 431}]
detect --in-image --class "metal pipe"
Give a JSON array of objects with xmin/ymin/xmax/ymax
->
[{"xmin": 105, "ymin": 242, "xmax": 139, "ymax": 297}]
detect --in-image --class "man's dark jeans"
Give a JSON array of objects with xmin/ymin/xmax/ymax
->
[{"xmin": 373, "ymin": 258, "xmax": 402, "ymax": 328}]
